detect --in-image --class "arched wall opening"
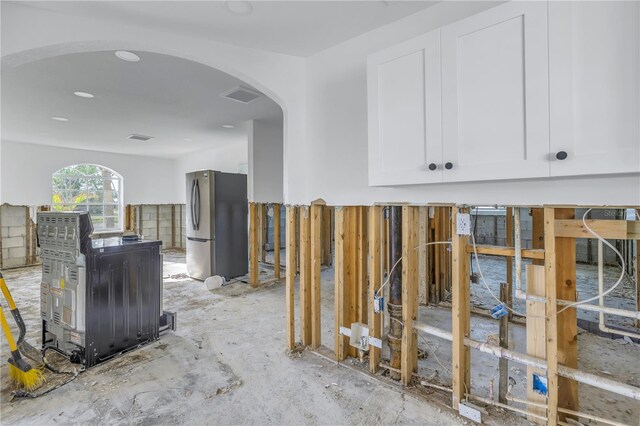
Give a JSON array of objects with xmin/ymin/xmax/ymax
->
[{"xmin": 1, "ymin": 47, "xmax": 286, "ymax": 207}]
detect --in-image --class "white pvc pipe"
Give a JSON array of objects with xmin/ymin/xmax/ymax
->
[
  {"xmin": 466, "ymin": 393, "xmax": 547, "ymax": 421},
  {"xmin": 598, "ymin": 240, "xmax": 640, "ymax": 340},
  {"xmin": 506, "ymin": 395, "xmax": 628, "ymax": 426},
  {"xmin": 414, "ymin": 322, "xmax": 640, "ymax": 400},
  {"xmin": 514, "ymin": 292, "xmax": 640, "ymax": 321},
  {"xmin": 514, "ymin": 208, "xmax": 522, "ymax": 293}
]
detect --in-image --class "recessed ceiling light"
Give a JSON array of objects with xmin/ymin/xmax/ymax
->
[
  {"xmin": 115, "ymin": 51, "xmax": 141, "ymax": 62},
  {"xmin": 222, "ymin": 124, "xmax": 235, "ymax": 129},
  {"xmin": 224, "ymin": 1, "xmax": 253, "ymax": 16},
  {"xmin": 74, "ymin": 91, "xmax": 94, "ymax": 98},
  {"xmin": 51, "ymin": 116, "xmax": 69, "ymax": 122}
]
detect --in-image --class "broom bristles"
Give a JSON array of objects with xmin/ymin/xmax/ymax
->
[{"xmin": 9, "ymin": 363, "xmax": 45, "ymax": 391}]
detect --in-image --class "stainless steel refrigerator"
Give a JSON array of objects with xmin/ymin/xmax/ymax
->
[{"xmin": 186, "ymin": 170, "xmax": 248, "ymax": 281}]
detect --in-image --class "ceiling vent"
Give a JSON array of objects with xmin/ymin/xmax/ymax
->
[
  {"xmin": 221, "ymin": 86, "xmax": 262, "ymax": 104},
  {"xmin": 128, "ymin": 134, "xmax": 154, "ymax": 141}
]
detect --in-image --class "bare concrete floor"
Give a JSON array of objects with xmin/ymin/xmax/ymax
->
[
  {"xmin": 2, "ymin": 251, "xmax": 638, "ymax": 425},
  {"xmin": 1, "ymin": 252, "xmax": 463, "ymax": 425}
]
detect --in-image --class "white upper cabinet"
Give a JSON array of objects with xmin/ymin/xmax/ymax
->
[
  {"xmin": 548, "ymin": 1, "xmax": 640, "ymax": 177},
  {"xmin": 440, "ymin": 2, "xmax": 550, "ymax": 182},
  {"xmin": 368, "ymin": 30, "xmax": 442, "ymax": 186}
]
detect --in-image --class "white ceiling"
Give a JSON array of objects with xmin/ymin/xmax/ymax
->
[
  {"xmin": 17, "ymin": 1, "xmax": 438, "ymax": 57},
  {"xmin": 1, "ymin": 51, "xmax": 282, "ymax": 158}
]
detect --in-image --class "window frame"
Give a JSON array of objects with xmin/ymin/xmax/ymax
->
[{"xmin": 51, "ymin": 164, "xmax": 124, "ymax": 234}]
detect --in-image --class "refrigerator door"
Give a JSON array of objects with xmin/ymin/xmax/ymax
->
[
  {"xmin": 186, "ymin": 237, "xmax": 213, "ymax": 281},
  {"xmin": 213, "ymin": 172, "xmax": 248, "ymax": 278},
  {"xmin": 186, "ymin": 171, "xmax": 214, "ymax": 240}
]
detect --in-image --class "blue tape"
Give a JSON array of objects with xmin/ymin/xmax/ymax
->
[
  {"xmin": 491, "ymin": 304, "xmax": 508, "ymax": 319},
  {"xmin": 532, "ymin": 373, "xmax": 548, "ymax": 396}
]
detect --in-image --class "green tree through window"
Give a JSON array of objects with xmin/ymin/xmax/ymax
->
[{"xmin": 52, "ymin": 164, "xmax": 122, "ymax": 232}]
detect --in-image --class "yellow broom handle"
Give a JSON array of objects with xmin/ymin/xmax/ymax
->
[
  {"xmin": 0, "ymin": 278, "xmax": 17, "ymax": 310},
  {"xmin": 0, "ymin": 306, "xmax": 18, "ymax": 352}
]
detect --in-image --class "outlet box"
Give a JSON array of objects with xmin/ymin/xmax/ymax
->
[{"xmin": 456, "ymin": 213, "xmax": 471, "ymax": 235}]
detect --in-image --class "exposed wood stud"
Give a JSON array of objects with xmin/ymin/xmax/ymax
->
[
  {"xmin": 418, "ymin": 206, "xmax": 428, "ymax": 305},
  {"xmin": 310, "ymin": 203, "xmax": 323, "ymax": 349},
  {"xmin": 264, "ymin": 203, "xmax": 269, "ymax": 262},
  {"xmin": 356, "ymin": 206, "xmax": 368, "ymax": 325},
  {"xmin": 368, "ymin": 206, "xmax": 383, "ymax": 373},
  {"xmin": 531, "ymin": 208, "xmax": 544, "ymax": 268},
  {"xmin": 498, "ymin": 282, "xmax": 509, "ymax": 404},
  {"xmin": 544, "ymin": 207, "xmax": 559, "ymax": 426},
  {"xmin": 555, "ymin": 219, "xmax": 640, "ymax": 240},
  {"xmin": 526, "ymin": 264, "xmax": 547, "ymax": 424},
  {"xmin": 555, "ymin": 209, "xmax": 578, "ymax": 422},
  {"xmin": 285, "ymin": 206, "xmax": 296, "ymax": 350},
  {"xmin": 506, "ymin": 207, "xmax": 514, "ymax": 320},
  {"xmin": 323, "ymin": 206, "xmax": 333, "ymax": 266},
  {"xmin": 347, "ymin": 207, "xmax": 359, "ymax": 358},
  {"xmin": 25, "ymin": 207, "xmax": 31, "ymax": 265},
  {"xmin": 401, "ymin": 206, "xmax": 419, "ymax": 386},
  {"xmin": 299, "ymin": 206, "xmax": 312, "ymax": 346},
  {"xmin": 171, "ymin": 204, "xmax": 176, "ymax": 248},
  {"xmin": 334, "ymin": 207, "xmax": 350, "ymax": 360},
  {"xmin": 451, "ymin": 206, "xmax": 470, "ymax": 410},
  {"xmin": 274, "ymin": 204, "xmax": 281, "ymax": 279},
  {"xmin": 249, "ymin": 202, "xmax": 259, "ymax": 287},
  {"xmin": 258, "ymin": 203, "xmax": 266, "ymax": 263},
  {"xmin": 465, "ymin": 245, "xmax": 545, "ymax": 260}
]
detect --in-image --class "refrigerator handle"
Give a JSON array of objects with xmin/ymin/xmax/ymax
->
[
  {"xmin": 190, "ymin": 179, "xmax": 197, "ymax": 231},
  {"xmin": 195, "ymin": 178, "xmax": 201, "ymax": 230}
]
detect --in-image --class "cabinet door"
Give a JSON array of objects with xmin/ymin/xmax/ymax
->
[
  {"xmin": 368, "ymin": 30, "xmax": 442, "ymax": 186},
  {"xmin": 549, "ymin": 1, "xmax": 640, "ymax": 177},
  {"xmin": 441, "ymin": 2, "xmax": 550, "ymax": 182}
]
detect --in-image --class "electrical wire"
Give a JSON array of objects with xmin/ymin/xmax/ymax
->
[
  {"xmin": 469, "ymin": 229, "xmax": 537, "ymax": 318},
  {"xmin": 557, "ymin": 208, "xmax": 626, "ymax": 314},
  {"xmin": 375, "ymin": 241, "xmax": 452, "ymax": 298}
]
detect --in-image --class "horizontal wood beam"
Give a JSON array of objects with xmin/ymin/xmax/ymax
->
[
  {"xmin": 554, "ymin": 219, "xmax": 640, "ymax": 240},
  {"xmin": 466, "ymin": 244, "xmax": 545, "ymax": 260}
]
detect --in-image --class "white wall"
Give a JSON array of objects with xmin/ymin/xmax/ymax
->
[
  {"xmin": 4, "ymin": 1, "xmax": 639, "ymax": 207},
  {"xmin": 1, "ymin": 1, "xmax": 307, "ymax": 204},
  {"xmin": 248, "ymin": 119, "xmax": 284, "ymax": 203},
  {"xmin": 1, "ymin": 140, "xmax": 179, "ymax": 205},
  {"xmin": 175, "ymin": 141, "xmax": 249, "ymax": 203},
  {"xmin": 303, "ymin": 1, "xmax": 640, "ymax": 206}
]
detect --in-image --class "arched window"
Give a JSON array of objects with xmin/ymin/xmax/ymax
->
[{"xmin": 52, "ymin": 164, "xmax": 123, "ymax": 232}]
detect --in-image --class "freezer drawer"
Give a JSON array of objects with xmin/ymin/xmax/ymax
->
[{"xmin": 186, "ymin": 237, "xmax": 213, "ymax": 281}]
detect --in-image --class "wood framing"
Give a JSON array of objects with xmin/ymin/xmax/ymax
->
[
  {"xmin": 418, "ymin": 206, "xmax": 428, "ymax": 305},
  {"xmin": 310, "ymin": 204, "xmax": 323, "ymax": 349},
  {"xmin": 25, "ymin": 206, "xmax": 31, "ymax": 266},
  {"xmin": 544, "ymin": 207, "xmax": 559, "ymax": 426},
  {"xmin": 285, "ymin": 206, "xmax": 296, "ymax": 350},
  {"xmin": 356, "ymin": 206, "xmax": 368, "ymax": 326},
  {"xmin": 334, "ymin": 207, "xmax": 350, "ymax": 360},
  {"xmin": 171, "ymin": 204, "xmax": 176, "ymax": 248},
  {"xmin": 401, "ymin": 206, "xmax": 419, "ymax": 385},
  {"xmin": 526, "ymin": 264, "xmax": 547, "ymax": 424},
  {"xmin": 322, "ymin": 206, "xmax": 332, "ymax": 266},
  {"xmin": 368, "ymin": 206, "xmax": 383, "ymax": 373},
  {"xmin": 555, "ymin": 219, "xmax": 640, "ymax": 240},
  {"xmin": 451, "ymin": 206, "xmax": 470, "ymax": 410},
  {"xmin": 554, "ymin": 209, "xmax": 579, "ymax": 421},
  {"xmin": 531, "ymin": 208, "xmax": 544, "ymax": 266},
  {"xmin": 299, "ymin": 206, "xmax": 312, "ymax": 346},
  {"xmin": 466, "ymin": 245, "xmax": 545, "ymax": 260},
  {"xmin": 259, "ymin": 203, "xmax": 266, "ymax": 263},
  {"xmin": 249, "ymin": 202, "xmax": 259, "ymax": 287},
  {"xmin": 274, "ymin": 204, "xmax": 281, "ymax": 279}
]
